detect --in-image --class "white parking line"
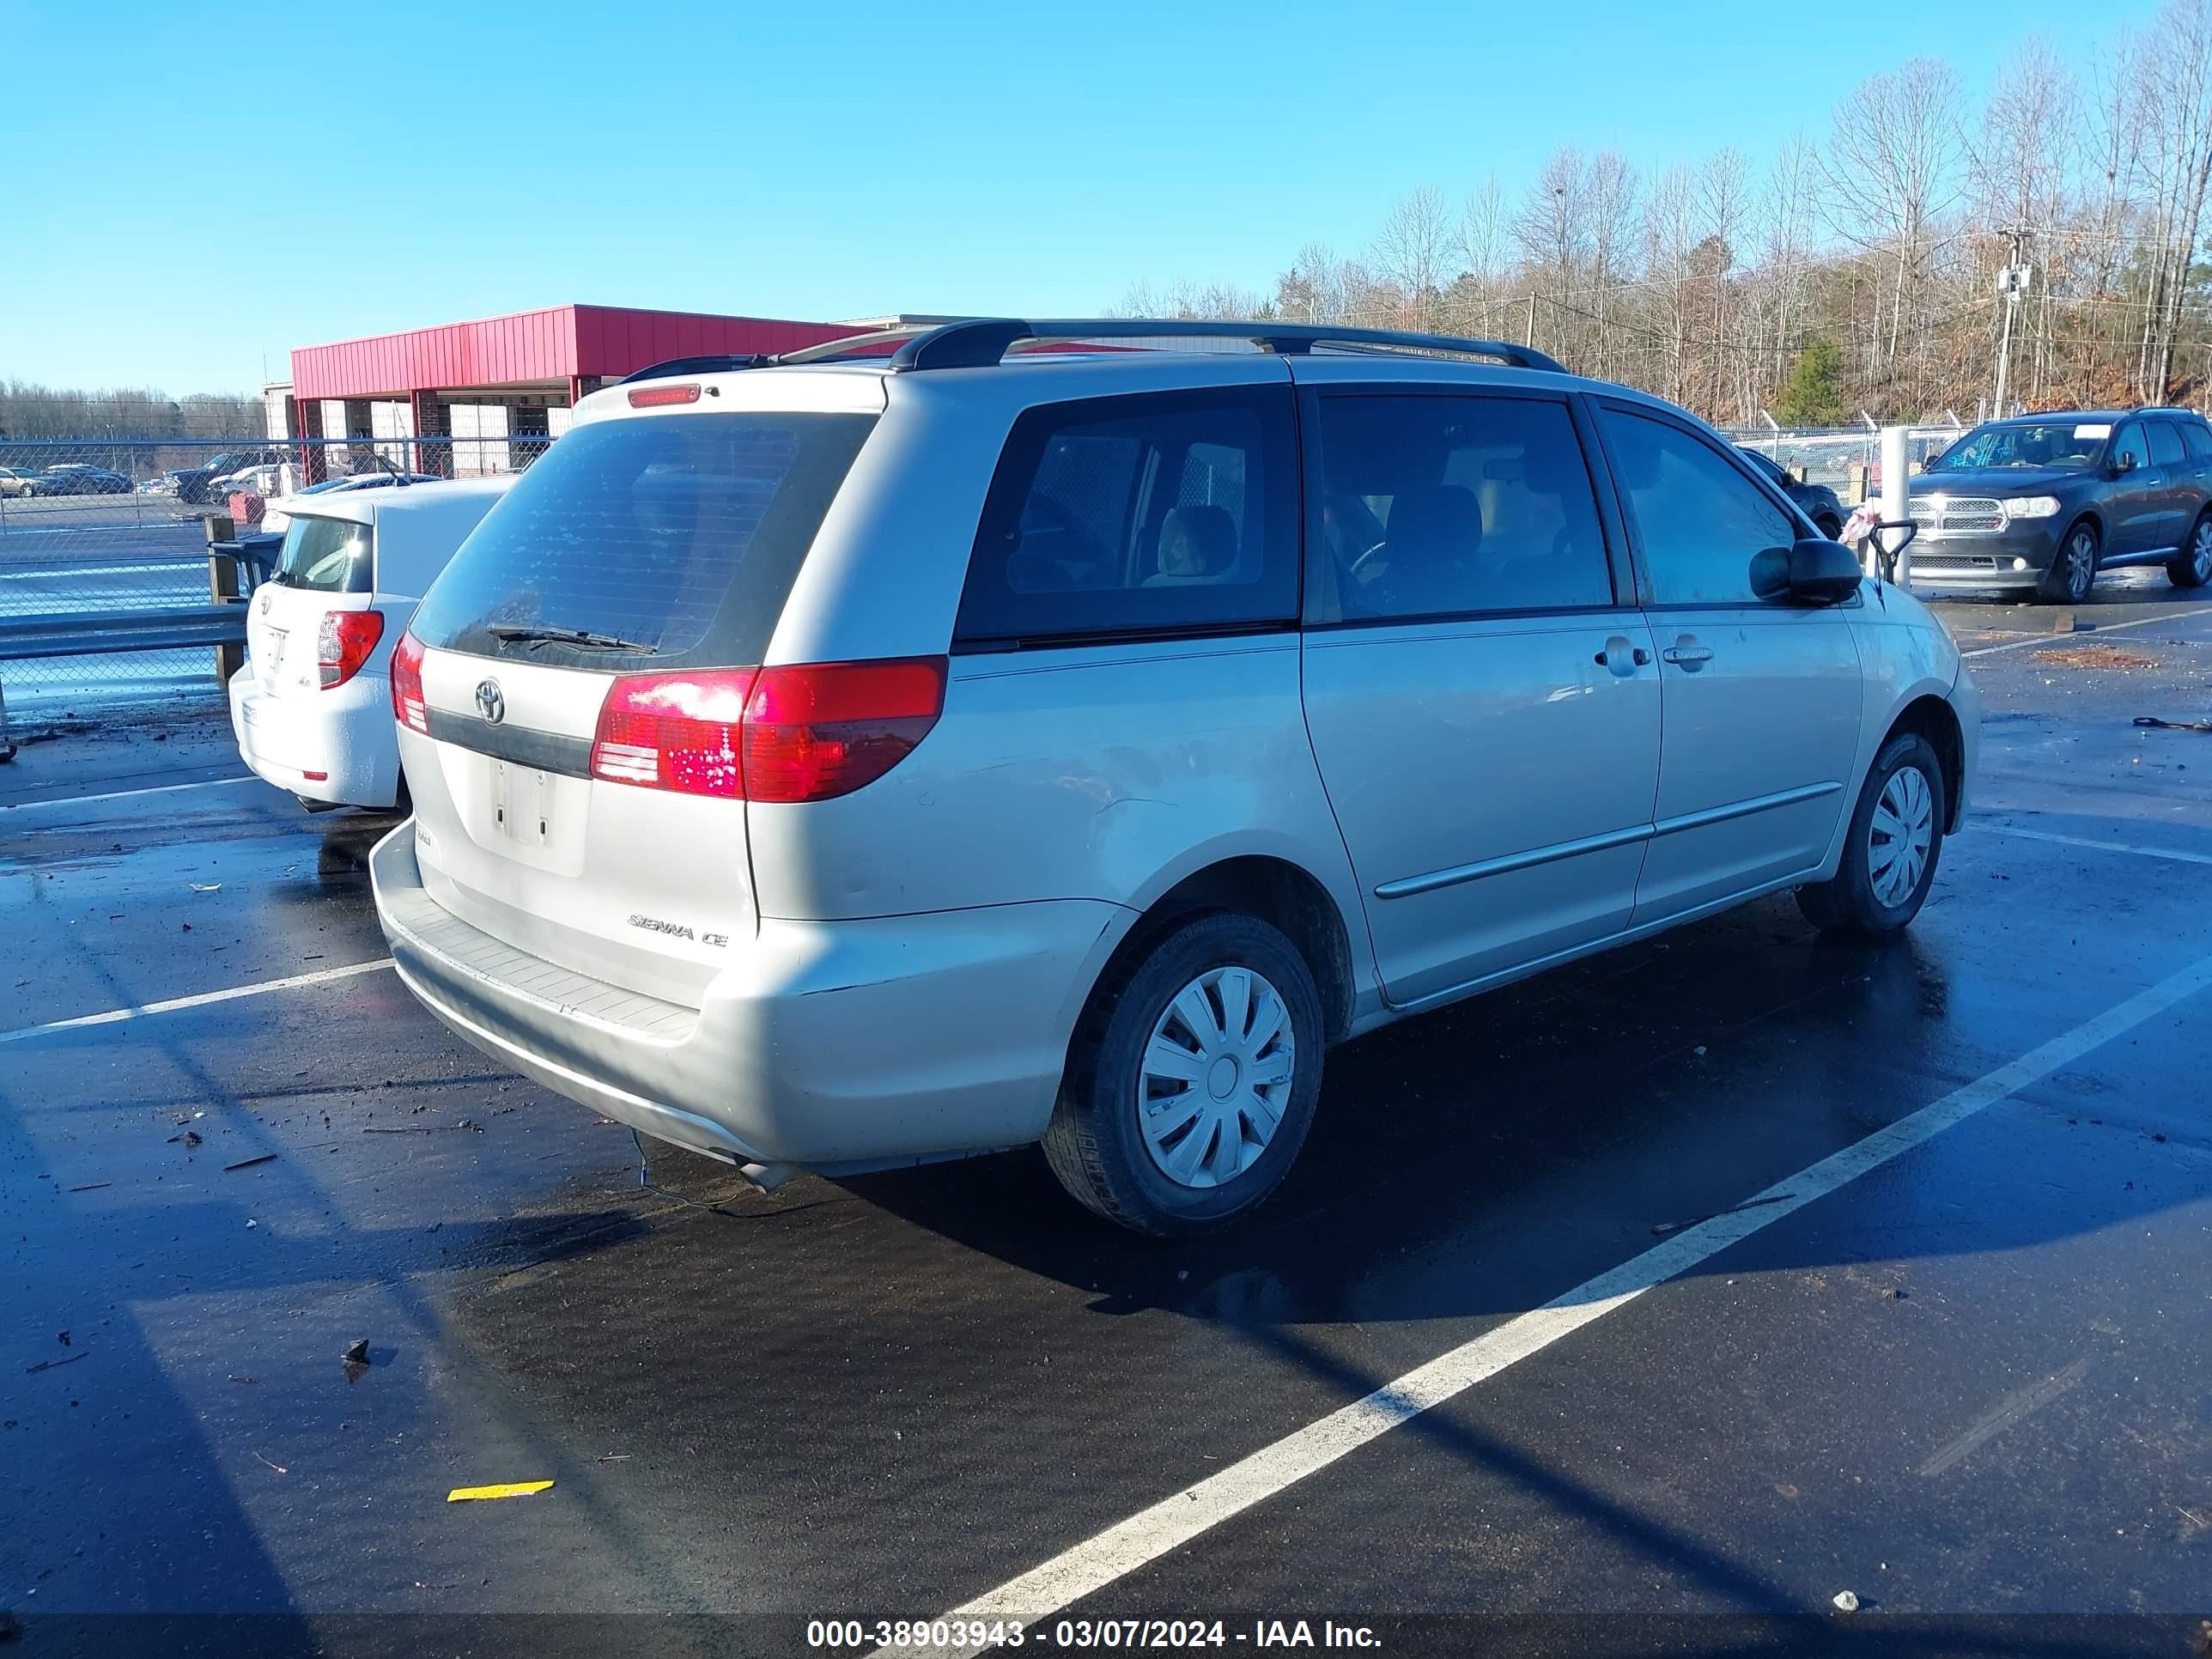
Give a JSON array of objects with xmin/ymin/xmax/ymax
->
[
  {"xmin": 1960, "ymin": 603, "xmax": 2212, "ymax": 656},
  {"xmin": 0, "ymin": 958, "xmax": 394, "ymax": 1047},
  {"xmin": 1984, "ymin": 823, "xmax": 2212, "ymax": 866},
  {"xmin": 886, "ymin": 949, "xmax": 2212, "ymax": 1655},
  {"xmin": 2, "ymin": 776, "xmax": 258, "ymax": 812}
]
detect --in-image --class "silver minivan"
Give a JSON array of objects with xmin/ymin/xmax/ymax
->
[{"xmin": 371, "ymin": 319, "xmax": 1978, "ymax": 1234}]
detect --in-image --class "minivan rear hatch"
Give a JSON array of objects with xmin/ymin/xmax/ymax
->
[{"xmin": 399, "ymin": 386, "xmax": 882, "ymax": 1008}]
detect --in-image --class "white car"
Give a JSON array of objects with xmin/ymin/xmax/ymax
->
[
  {"xmin": 229, "ymin": 477, "xmax": 514, "ymax": 810},
  {"xmin": 260, "ymin": 471, "xmax": 444, "ymax": 536}
]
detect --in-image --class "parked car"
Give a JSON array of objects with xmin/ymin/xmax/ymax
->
[
  {"xmin": 260, "ymin": 471, "xmax": 442, "ymax": 537},
  {"xmin": 371, "ymin": 318, "xmax": 1977, "ymax": 1235},
  {"xmin": 1907, "ymin": 407, "xmax": 2212, "ymax": 602},
  {"xmin": 0, "ymin": 466, "xmax": 43, "ymax": 498},
  {"xmin": 1738, "ymin": 447, "xmax": 1846, "ymax": 538},
  {"xmin": 228, "ymin": 477, "xmax": 514, "ymax": 811},
  {"xmin": 30, "ymin": 465, "xmax": 133, "ymax": 495},
  {"xmin": 210, "ymin": 462, "xmax": 286, "ymax": 503},
  {"xmin": 171, "ymin": 449, "xmax": 288, "ymax": 505}
]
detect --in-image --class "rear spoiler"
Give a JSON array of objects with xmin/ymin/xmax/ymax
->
[{"xmin": 615, "ymin": 354, "xmax": 773, "ymax": 385}]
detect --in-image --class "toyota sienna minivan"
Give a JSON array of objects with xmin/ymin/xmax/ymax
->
[{"xmin": 372, "ymin": 319, "xmax": 1978, "ymax": 1234}]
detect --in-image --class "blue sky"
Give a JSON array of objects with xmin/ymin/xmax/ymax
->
[{"xmin": 3, "ymin": 0, "xmax": 2122, "ymax": 394}]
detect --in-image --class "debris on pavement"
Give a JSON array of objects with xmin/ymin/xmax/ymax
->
[
  {"xmin": 343, "ymin": 1338, "xmax": 369, "ymax": 1365},
  {"xmin": 2034, "ymin": 643, "xmax": 2158, "ymax": 670},
  {"xmin": 188, "ymin": 883, "xmax": 222, "ymax": 893},
  {"xmin": 447, "ymin": 1480, "xmax": 554, "ymax": 1503},
  {"xmin": 222, "ymin": 1154, "xmax": 277, "ymax": 1172},
  {"xmin": 2135, "ymin": 714, "xmax": 2212, "ymax": 732},
  {"xmin": 66, "ymin": 1182, "xmax": 110, "ymax": 1193},
  {"xmin": 1832, "ymin": 1590, "xmax": 1860, "ymax": 1613},
  {"xmin": 252, "ymin": 1450, "xmax": 289, "ymax": 1475},
  {"xmin": 1651, "ymin": 1192, "xmax": 1796, "ymax": 1237},
  {"xmin": 24, "ymin": 1353, "xmax": 87, "ymax": 1375}
]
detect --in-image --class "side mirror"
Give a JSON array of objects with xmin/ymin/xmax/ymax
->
[
  {"xmin": 1749, "ymin": 538, "xmax": 1864, "ymax": 605},
  {"xmin": 2112, "ymin": 450, "xmax": 2136, "ymax": 475}
]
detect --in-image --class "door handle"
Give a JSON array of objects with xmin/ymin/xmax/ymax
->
[{"xmin": 1662, "ymin": 644, "xmax": 1715, "ymax": 668}]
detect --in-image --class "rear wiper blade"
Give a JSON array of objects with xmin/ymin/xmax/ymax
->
[{"xmin": 488, "ymin": 623, "xmax": 658, "ymax": 653}]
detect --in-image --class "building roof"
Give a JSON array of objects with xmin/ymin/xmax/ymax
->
[{"xmin": 290, "ymin": 305, "xmax": 857, "ymax": 403}]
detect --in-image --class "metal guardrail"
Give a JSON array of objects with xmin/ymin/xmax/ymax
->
[{"xmin": 0, "ymin": 605, "xmax": 246, "ymax": 662}]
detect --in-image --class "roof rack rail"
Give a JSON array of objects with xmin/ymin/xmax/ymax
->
[
  {"xmin": 773, "ymin": 319, "xmax": 1568, "ymax": 374},
  {"xmin": 855, "ymin": 318, "xmax": 1568, "ymax": 374},
  {"xmin": 615, "ymin": 353, "xmax": 771, "ymax": 386}
]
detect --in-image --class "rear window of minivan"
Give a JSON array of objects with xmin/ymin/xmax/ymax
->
[
  {"xmin": 409, "ymin": 411, "xmax": 878, "ymax": 667},
  {"xmin": 274, "ymin": 515, "xmax": 373, "ymax": 593}
]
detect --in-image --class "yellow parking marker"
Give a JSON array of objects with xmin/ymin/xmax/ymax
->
[{"xmin": 447, "ymin": 1480, "xmax": 554, "ymax": 1503}]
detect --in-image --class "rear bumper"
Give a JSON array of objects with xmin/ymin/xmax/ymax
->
[
  {"xmin": 228, "ymin": 666, "xmax": 400, "ymax": 808},
  {"xmin": 369, "ymin": 823, "xmax": 1130, "ymax": 1169}
]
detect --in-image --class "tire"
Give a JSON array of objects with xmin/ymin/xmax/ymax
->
[
  {"xmin": 2037, "ymin": 520, "xmax": 2099, "ymax": 604},
  {"xmin": 1042, "ymin": 912, "xmax": 1324, "ymax": 1236},
  {"xmin": 2167, "ymin": 509, "xmax": 2212, "ymax": 588},
  {"xmin": 1795, "ymin": 732, "xmax": 1948, "ymax": 938}
]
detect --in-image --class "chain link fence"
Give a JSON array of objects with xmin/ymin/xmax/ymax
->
[
  {"xmin": 1717, "ymin": 423, "xmax": 1967, "ymax": 495},
  {"xmin": 0, "ymin": 435, "xmax": 544, "ymax": 719}
]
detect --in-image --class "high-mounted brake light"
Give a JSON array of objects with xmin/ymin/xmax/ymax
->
[
  {"xmin": 318, "ymin": 610, "xmax": 385, "ymax": 690},
  {"xmin": 626, "ymin": 383, "xmax": 702, "ymax": 408},
  {"xmin": 587, "ymin": 658, "xmax": 946, "ymax": 803},
  {"xmin": 390, "ymin": 629, "xmax": 428, "ymax": 732}
]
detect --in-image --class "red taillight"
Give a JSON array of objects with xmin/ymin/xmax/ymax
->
[
  {"xmin": 743, "ymin": 658, "xmax": 947, "ymax": 803},
  {"xmin": 589, "ymin": 670, "xmax": 757, "ymax": 799},
  {"xmin": 390, "ymin": 629, "xmax": 428, "ymax": 732},
  {"xmin": 587, "ymin": 658, "xmax": 945, "ymax": 804},
  {"xmin": 318, "ymin": 610, "xmax": 386, "ymax": 690},
  {"xmin": 626, "ymin": 383, "xmax": 701, "ymax": 408}
]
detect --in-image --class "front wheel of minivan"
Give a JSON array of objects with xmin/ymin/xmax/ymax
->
[
  {"xmin": 1043, "ymin": 913, "xmax": 1324, "ymax": 1236},
  {"xmin": 1796, "ymin": 732, "xmax": 1948, "ymax": 938}
]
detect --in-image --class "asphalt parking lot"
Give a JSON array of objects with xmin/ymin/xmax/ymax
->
[{"xmin": 3, "ymin": 583, "xmax": 2210, "ymax": 1659}]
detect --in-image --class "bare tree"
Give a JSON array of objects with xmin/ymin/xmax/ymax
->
[
  {"xmin": 1824, "ymin": 56, "xmax": 1965, "ymax": 396},
  {"xmin": 1372, "ymin": 185, "xmax": 1455, "ymax": 329},
  {"xmin": 1645, "ymin": 165, "xmax": 1698, "ymax": 404},
  {"xmin": 1456, "ymin": 176, "xmax": 1510, "ymax": 335},
  {"xmin": 1702, "ymin": 148, "xmax": 1750, "ymax": 418},
  {"xmin": 1516, "ymin": 148, "xmax": 1591, "ymax": 359},
  {"xmin": 1111, "ymin": 26, "xmax": 2212, "ymax": 428},
  {"xmin": 1589, "ymin": 150, "xmax": 1640, "ymax": 380}
]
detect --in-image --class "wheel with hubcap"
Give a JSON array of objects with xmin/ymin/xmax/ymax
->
[
  {"xmin": 2039, "ymin": 520, "xmax": 2099, "ymax": 604},
  {"xmin": 1796, "ymin": 731, "xmax": 1948, "ymax": 937},
  {"xmin": 1043, "ymin": 912, "xmax": 1324, "ymax": 1235},
  {"xmin": 2168, "ymin": 510, "xmax": 2212, "ymax": 589}
]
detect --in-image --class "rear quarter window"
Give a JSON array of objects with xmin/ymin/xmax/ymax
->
[
  {"xmin": 955, "ymin": 386, "xmax": 1297, "ymax": 647},
  {"xmin": 408, "ymin": 411, "xmax": 878, "ymax": 668}
]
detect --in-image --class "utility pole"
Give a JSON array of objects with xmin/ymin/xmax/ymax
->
[{"xmin": 1993, "ymin": 225, "xmax": 2032, "ymax": 418}]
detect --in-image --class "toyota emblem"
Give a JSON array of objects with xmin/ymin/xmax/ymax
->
[{"xmin": 474, "ymin": 679, "xmax": 506, "ymax": 725}]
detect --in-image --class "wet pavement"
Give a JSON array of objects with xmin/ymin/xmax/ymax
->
[{"xmin": 2, "ymin": 587, "xmax": 2209, "ymax": 1659}]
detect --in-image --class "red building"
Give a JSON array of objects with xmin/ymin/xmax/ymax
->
[{"xmin": 283, "ymin": 304, "xmax": 858, "ymax": 477}]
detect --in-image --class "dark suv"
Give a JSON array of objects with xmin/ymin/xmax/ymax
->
[{"xmin": 1907, "ymin": 408, "xmax": 2212, "ymax": 602}]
